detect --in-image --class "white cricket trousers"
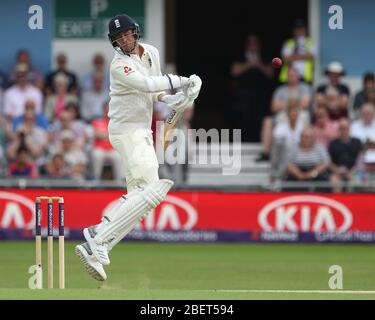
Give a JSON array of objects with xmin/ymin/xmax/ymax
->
[{"xmin": 109, "ymin": 128, "xmax": 159, "ymax": 192}]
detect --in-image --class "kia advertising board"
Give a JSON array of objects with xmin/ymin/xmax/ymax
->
[{"xmin": 0, "ymin": 189, "xmax": 375, "ymax": 243}]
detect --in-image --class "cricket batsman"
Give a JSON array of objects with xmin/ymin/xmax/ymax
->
[{"xmin": 75, "ymin": 14, "xmax": 202, "ymax": 281}]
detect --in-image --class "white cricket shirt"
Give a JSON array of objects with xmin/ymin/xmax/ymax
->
[{"xmin": 108, "ymin": 43, "xmax": 170, "ymax": 134}]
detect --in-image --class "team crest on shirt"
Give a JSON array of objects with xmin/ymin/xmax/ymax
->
[{"xmin": 123, "ymin": 66, "xmax": 135, "ymax": 75}]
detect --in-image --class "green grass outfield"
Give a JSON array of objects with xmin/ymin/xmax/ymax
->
[{"xmin": 1, "ymin": 241, "xmax": 375, "ymax": 300}]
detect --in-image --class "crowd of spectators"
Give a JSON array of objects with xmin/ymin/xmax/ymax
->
[
  {"xmin": 1, "ymin": 19, "xmax": 375, "ymax": 188},
  {"xmin": 0, "ymin": 50, "xmax": 193, "ymax": 182},
  {"xmin": 230, "ymin": 19, "xmax": 375, "ymax": 188},
  {"xmin": 271, "ymin": 64, "xmax": 375, "ymax": 187},
  {"xmin": 0, "ymin": 50, "xmax": 128, "ymax": 181}
]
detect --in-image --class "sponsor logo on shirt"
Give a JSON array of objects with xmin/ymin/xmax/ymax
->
[{"xmin": 123, "ymin": 66, "xmax": 135, "ymax": 75}]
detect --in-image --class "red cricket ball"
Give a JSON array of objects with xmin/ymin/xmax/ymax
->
[{"xmin": 272, "ymin": 57, "xmax": 283, "ymax": 68}]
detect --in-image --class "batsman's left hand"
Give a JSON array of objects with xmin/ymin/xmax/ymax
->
[{"xmin": 186, "ymin": 74, "xmax": 202, "ymax": 100}]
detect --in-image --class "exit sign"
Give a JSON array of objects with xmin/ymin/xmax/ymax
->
[{"xmin": 55, "ymin": 0, "xmax": 145, "ymax": 39}]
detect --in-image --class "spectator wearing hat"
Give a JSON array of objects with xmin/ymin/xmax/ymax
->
[
  {"xmin": 354, "ymin": 134, "xmax": 375, "ymax": 183},
  {"xmin": 315, "ymin": 61, "xmax": 350, "ymax": 119},
  {"xmin": 352, "ymin": 72, "xmax": 375, "ymax": 118},
  {"xmin": 7, "ymin": 49, "xmax": 44, "ymax": 89},
  {"xmin": 329, "ymin": 119, "xmax": 362, "ymax": 192},
  {"xmin": 3, "ymin": 63, "xmax": 43, "ymax": 121},
  {"xmin": 350, "ymin": 103, "xmax": 375, "ymax": 144},
  {"xmin": 51, "ymin": 129, "xmax": 88, "ymax": 180},
  {"xmin": 44, "ymin": 53, "xmax": 78, "ymax": 96},
  {"xmin": 279, "ymin": 19, "xmax": 317, "ymax": 84}
]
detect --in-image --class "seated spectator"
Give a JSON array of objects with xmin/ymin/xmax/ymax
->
[
  {"xmin": 41, "ymin": 152, "xmax": 71, "ymax": 179},
  {"xmin": 354, "ymin": 135, "xmax": 375, "ymax": 182},
  {"xmin": 272, "ymin": 67, "xmax": 312, "ymax": 114},
  {"xmin": 329, "ymin": 119, "xmax": 362, "ymax": 192},
  {"xmin": 64, "ymin": 102, "xmax": 88, "ymax": 148},
  {"xmin": 7, "ymin": 109, "xmax": 48, "ymax": 167},
  {"xmin": 7, "ymin": 49, "xmax": 44, "ymax": 89},
  {"xmin": 49, "ymin": 108, "xmax": 87, "ymax": 150},
  {"xmin": 352, "ymin": 72, "xmax": 375, "ymax": 118},
  {"xmin": 80, "ymin": 53, "xmax": 110, "ymax": 91},
  {"xmin": 13, "ymin": 99, "xmax": 49, "ymax": 132},
  {"xmin": 44, "ymin": 73, "xmax": 78, "ymax": 122},
  {"xmin": 285, "ymin": 127, "xmax": 331, "ymax": 182},
  {"xmin": 350, "ymin": 103, "xmax": 375, "ymax": 144},
  {"xmin": 8, "ymin": 146, "xmax": 38, "ymax": 178},
  {"xmin": 91, "ymin": 102, "xmax": 123, "ymax": 181},
  {"xmin": 271, "ymin": 102, "xmax": 306, "ymax": 179},
  {"xmin": 317, "ymin": 85, "xmax": 345, "ymax": 120},
  {"xmin": 315, "ymin": 61, "xmax": 350, "ymax": 119},
  {"xmin": 3, "ymin": 63, "xmax": 43, "ymax": 121},
  {"xmin": 312, "ymin": 106, "xmax": 339, "ymax": 148},
  {"xmin": 51, "ymin": 129, "xmax": 87, "ymax": 180},
  {"xmin": 80, "ymin": 71, "xmax": 110, "ymax": 122},
  {"xmin": 257, "ymin": 67, "xmax": 311, "ymax": 161},
  {"xmin": 44, "ymin": 53, "xmax": 78, "ymax": 95}
]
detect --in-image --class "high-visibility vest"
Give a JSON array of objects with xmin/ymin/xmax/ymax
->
[{"xmin": 279, "ymin": 37, "xmax": 314, "ymax": 83}]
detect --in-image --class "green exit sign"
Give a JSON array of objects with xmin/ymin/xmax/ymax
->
[{"xmin": 55, "ymin": 0, "xmax": 145, "ymax": 39}]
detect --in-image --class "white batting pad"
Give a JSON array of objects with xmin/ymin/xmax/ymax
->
[
  {"xmin": 94, "ymin": 179, "xmax": 174, "ymax": 245},
  {"xmin": 102, "ymin": 187, "xmax": 141, "ymax": 222},
  {"xmin": 107, "ymin": 208, "xmax": 151, "ymax": 251}
]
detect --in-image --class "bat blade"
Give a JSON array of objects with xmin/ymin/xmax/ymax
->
[{"xmin": 163, "ymin": 109, "xmax": 183, "ymax": 150}]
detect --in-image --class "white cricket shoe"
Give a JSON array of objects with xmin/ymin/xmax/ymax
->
[
  {"xmin": 83, "ymin": 226, "xmax": 110, "ymax": 265},
  {"xmin": 75, "ymin": 242, "xmax": 107, "ymax": 281}
]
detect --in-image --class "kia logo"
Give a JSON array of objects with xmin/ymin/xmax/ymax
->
[
  {"xmin": 0, "ymin": 192, "xmax": 35, "ymax": 229},
  {"xmin": 258, "ymin": 195, "xmax": 353, "ymax": 232},
  {"xmin": 103, "ymin": 195, "xmax": 198, "ymax": 231}
]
